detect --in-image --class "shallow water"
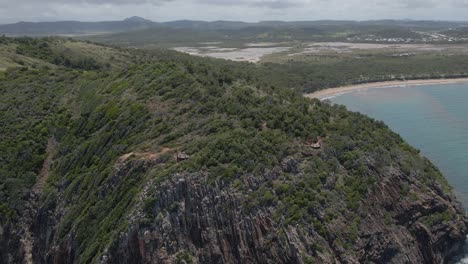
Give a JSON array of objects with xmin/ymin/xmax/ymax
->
[{"xmin": 330, "ymin": 83, "xmax": 468, "ymax": 262}]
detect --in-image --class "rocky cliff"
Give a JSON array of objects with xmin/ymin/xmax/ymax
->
[
  {"xmin": 21, "ymin": 147, "xmax": 467, "ymax": 264},
  {"xmin": 105, "ymin": 160, "xmax": 467, "ymax": 263}
]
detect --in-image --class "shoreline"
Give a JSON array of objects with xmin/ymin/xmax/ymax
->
[{"xmin": 304, "ymin": 78, "xmax": 468, "ymax": 100}]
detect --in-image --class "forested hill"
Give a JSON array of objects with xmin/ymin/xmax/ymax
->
[
  {"xmin": 0, "ymin": 17, "xmax": 156, "ymax": 36},
  {"xmin": 2, "ymin": 18, "xmax": 468, "ymax": 36},
  {"xmin": 0, "ymin": 37, "xmax": 466, "ymax": 263},
  {"xmin": 3, "ymin": 36, "xmax": 468, "ymax": 95}
]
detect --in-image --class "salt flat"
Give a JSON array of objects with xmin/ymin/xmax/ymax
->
[{"xmin": 173, "ymin": 46, "xmax": 291, "ymax": 62}]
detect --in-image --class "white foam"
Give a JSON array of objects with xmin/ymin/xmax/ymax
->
[
  {"xmin": 453, "ymin": 236, "xmax": 468, "ymax": 264},
  {"xmin": 457, "ymin": 258, "xmax": 468, "ymax": 264}
]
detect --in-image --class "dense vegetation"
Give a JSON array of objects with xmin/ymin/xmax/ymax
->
[
  {"xmin": 77, "ymin": 42, "xmax": 468, "ymax": 94},
  {"xmin": 257, "ymin": 53, "xmax": 468, "ymax": 93},
  {"xmin": 6, "ymin": 35, "xmax": 468, "ymax": 95},
  {"xmin": 0, "ymin": 37, "xmax": 462, "ymax": 262}
]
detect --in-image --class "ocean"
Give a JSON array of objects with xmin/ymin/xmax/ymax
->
[{"xmin": 329, "ymin": 82, "xmax": 468, "ymax": 263}]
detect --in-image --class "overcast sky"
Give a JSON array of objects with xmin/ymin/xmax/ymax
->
[{"xmin": 0, "ymin": 0, "xmax": 467, "ymax": 24}]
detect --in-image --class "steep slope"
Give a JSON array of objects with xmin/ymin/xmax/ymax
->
[{"xmin": 0, "ymin": 38, "xmax": 466, "ymax": 263}]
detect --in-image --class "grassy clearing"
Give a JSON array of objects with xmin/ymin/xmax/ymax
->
[
  {"xmin": 60, "ymin": 41, "xmax": 133, "ymax": 68},
  {"xmin": 0, "ymin": 43, "xmax": 56, "ymax": 69}
]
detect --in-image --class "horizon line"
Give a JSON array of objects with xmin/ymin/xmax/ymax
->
[{"xmin": 2, "ymin": 17, "xmax": 468, "ymax": 25}]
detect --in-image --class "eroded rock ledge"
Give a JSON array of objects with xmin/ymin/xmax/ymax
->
[{"xmin": 99, "ymin": 166, "xmax": 467, "ymax": 263}]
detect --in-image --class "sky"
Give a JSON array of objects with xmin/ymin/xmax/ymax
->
[{"xmin": 0, "ymin": 0, "xmax": 467, "ymax": 24}]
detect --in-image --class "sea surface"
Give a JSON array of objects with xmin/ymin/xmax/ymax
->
[{"xmin": 330, "ymin": 83, "xmax": 468, "ymax": 263}]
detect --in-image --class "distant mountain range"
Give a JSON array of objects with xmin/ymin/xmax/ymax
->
[
  {"xmin": 1, "ymin": 16, "xmax": 468, "ymax": 36},
  {"xmin": 0, "ymin": 16, "xmax": 157, "ymax": 36}
]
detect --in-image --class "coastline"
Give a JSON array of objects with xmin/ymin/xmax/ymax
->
[{"xmin": 304, "ymin": 78, "xmax": 468, "ymax": 100}]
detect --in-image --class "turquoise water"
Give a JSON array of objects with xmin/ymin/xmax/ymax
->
[{"xmin": 330, "ymin": 83, "xmax": 468, "ymax": 262}]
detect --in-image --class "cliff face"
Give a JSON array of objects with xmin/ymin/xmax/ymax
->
[
  {"xmin": 0, "ymin": 223, "xmax": 23, "ymax": 263},
  {"xmin": 24, "ymin": 154, "xmax": 466, "ymax": 264},
  {"xmin": 102, "ymin": 165, "xmax": 466, "ymax": 264}
]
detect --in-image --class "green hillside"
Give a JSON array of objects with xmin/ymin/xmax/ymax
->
[{"xmin": 0, "ymin": 37, "xmax": 466, "ymax": 263}]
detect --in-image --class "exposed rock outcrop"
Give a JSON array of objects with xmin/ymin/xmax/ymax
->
[
  {"xmin": 2, "ymin": 146, "xmax": 466, "ymax": 264},
  {"xmin": 97, "ymin": 163, "xmax": 466, "ymax": 263}
]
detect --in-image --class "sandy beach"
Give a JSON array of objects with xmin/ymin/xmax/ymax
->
[{"xmin": 304, "ymin": 78, "xmax": 468, "ymax": 100}]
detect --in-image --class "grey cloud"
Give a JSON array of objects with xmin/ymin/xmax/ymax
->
[
  {"xmin": 196, "ymin": 0, "xmax": 443, "ymax": 9},
  {"xmin": 196, "ymin": 0, "xmax": 313, "ymax": 9},
  {"xmin": 398, "ymin": 0, "xmax": 437, "ymax": 8},
  {"xmin": 0, "ymin": 0, "xmax": 468, "ymax": 24},
  {"xmin": 0, "ymin": 0, "xmax": 458, "ymax": 10},
  {"xmin": 452, "ymin": 0, "xmax": 468, "ymax": 7},
  {"xmin": 250, "ymin": 0, "xmax": 306, "ymax": 9},
  {"xmin": 0, "ymin": 0, "xmax": 171, "ymax": 6}
]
